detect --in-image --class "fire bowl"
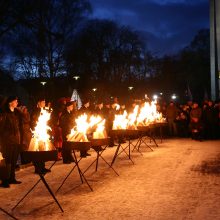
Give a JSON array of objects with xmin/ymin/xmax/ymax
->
[
  {"xmin": 21, "ymin": 150, "xmax": 58, "ymax": 163},
  {"xmin": 66, "ymin": 141, "xmax": 91, "ymax": 151},
  {"xmin": 110, "ymin": 129, "xmax": 139, "ymax": 137},
  {"xmin": 154, "ymin": 122, "xmax": 168, "ymax": 127},
  {"xmin": 137, "ymin": 126, "xmax": 151, "ymax": 131},
  {"xmin": 90, "ymin": 137, "xmax": 110, "ymax": 147}
]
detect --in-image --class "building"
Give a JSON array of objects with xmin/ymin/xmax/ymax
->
[{"xmin": 210, "ymin": 0, "xmax": 220, "ymax": 100}]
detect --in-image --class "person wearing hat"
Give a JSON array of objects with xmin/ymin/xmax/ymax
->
[
  {"xmin": 189, "ymin": 102, "xmax": 203, "ymax": 140},
  {"xmin": 95, "ymin": 101, "xmax": 104, "ymax": 117},
  {"xmin": 60, "ymin": 101, "xmax": 77, "ymax": 163},
  {"xmin": 80, "ymin": 98, "xmax": 93, "ymax": 115},
  {"xmin": 0, "ymin": 96, "xmax": 22, "ymax": 187}
]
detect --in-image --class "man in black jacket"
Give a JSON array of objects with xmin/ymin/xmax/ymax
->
[
  {"xmin": 0, "ymin": 96, "xmax": 22, "ymax": 187},
  {"xmin": 60, "ymin": 101, "xmax": 76, "ymax": 163}
]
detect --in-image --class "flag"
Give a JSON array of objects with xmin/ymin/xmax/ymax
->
[{"xmin": 71, "ymin": 89, "xmax": 82, "ymax": 109}]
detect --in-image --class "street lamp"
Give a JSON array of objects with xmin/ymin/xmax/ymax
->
[
  {"xmin": 128, "ymin": 86, "xmax": 134, "ymax": 90},
  {"xmin": 92, "ymin": 88, "xmax": 97, "ymax": 92},
  {"xmin": 171, "ymin": 94, "xmax": 177, "ymax": 100},
  {"xmin": 40, "ymin": 81, "xmax": 47, "ymax": 86},
  {"xmin": 73, "ymin": 75, "xmax": 80, "ymax": 80},
  {"xmin": 153, "ymin": 94, "xmax": 158, "ymax": 100}
]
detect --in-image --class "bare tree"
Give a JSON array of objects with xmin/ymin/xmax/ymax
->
[
  {"xmin": 65, "ymin": 19, "xmax": 148, "ymax": 85},
  {"xmin": 8, "ymin": 0, "xmax": 91, "ymax": 78}
]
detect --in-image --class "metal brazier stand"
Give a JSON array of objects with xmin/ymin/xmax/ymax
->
[
  {"xmin": 56, "ymin": 141, "xmax": 93, "ymax": 193},
  {"xmin": 0, "ymin": 159, "xmax": 19, "ymax": 220},
  {"xmin": 83, "ymin": 137, "xmax": 119, "ymax": 176},
  {"xmin": 12, "ymin": 150, "xmax": 64, "ymax": 213},
  {"xmin": 110, "ymin": 129, "xmax": 140, "ymax": 166}
]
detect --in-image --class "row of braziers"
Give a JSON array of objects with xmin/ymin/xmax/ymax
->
[{"xmin": 0, "ymin": 123, "xmax": 166, "ymax": 219}]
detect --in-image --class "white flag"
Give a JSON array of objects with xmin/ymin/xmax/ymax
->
[{"xmin": 71, "ymin": 89, "xmax": 82, "ymax": 110}]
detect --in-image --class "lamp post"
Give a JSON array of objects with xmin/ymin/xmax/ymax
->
[
  {"xmin": 40, "ymin": 81, "xmax": 47, "ymax": 98},
  {"xmin": 92, "ymin": 88, "xmax": 97, "ymax": 103},
  {"xmin": 40, "ymin": 81, "xmax": 47, "ymax": 86},
  {"xmin": 73, "ymin": 75, "xmax": 80, "ymax": 81},
  {"xmin": 171, "ymin": 94, "xmax": 177, "ymax": 100},
  {"xmin": 73, "ymin": 75, "xmax": 80, "ymax": 104},
  {"xmin": 128, "ymin": 86, "xmax": 134, "ymax": 102}
]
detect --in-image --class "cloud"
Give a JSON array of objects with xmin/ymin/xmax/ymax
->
[{"xmin": 89, "ymin": 0, "xmax": 209, "ymax": 55}]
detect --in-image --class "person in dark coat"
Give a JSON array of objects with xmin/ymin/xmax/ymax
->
[
  {"xmin": 175, "ymin": 111, "xmax": 189, "ymax": 137},
  {"xmin": 80, "ymin": 98, "xmax": 93, "ymax": 115},
  {"xmin": 189, "ymin": 102, "xmax": 203, "ymax": 140},
  {"xmin": 0, "ymin": 96, "xmax": 22, "ymax": 187},
  {"xmin": 103, "ymin": 101, "xmax": 117, "ymax": 147},
  {"xmin": 203, "ymin": 100, "xmax": 219, "ymax": 139},
  {"xmin": 166, "ymin": 101, "xmax": 179, "ymax": 136},
  {"xmin": 60, "ymin": 101, "xmax": 77, "ymax": 163},
  {"xmin": 95, "ymin": 101, "xmax": 104, "ymax": 117},
  {"xmin": 19, "ymin": 106, "xmax": 32, "ymax": 150}
]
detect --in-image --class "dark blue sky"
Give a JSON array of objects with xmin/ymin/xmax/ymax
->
[{"xmin": 89, "ymin": 0, "xmax": 209, "ymax": 56}]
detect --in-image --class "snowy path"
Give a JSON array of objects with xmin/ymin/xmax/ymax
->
[{"xmin": 1, "ymin": 138, "xmax": 220, "ymax": 220}]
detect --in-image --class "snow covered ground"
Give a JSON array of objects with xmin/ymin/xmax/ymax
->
[{"xmin": 1, "ymin": 138, "xmax": 220, "ymax": 220}]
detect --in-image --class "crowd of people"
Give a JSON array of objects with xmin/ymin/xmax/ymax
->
[
  {"xmin": 162, "ymin": 100, "xmax": 220, "ymax": 140},
  {"xmin": 0, "ymin": 94, "xmax": 220, "ymax": 188}
]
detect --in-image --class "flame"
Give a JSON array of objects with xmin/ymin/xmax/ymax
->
[
  {"xmin": 67, "ymin": 114, "xmax": 107, "ymax": 141},
  {"xmin": 136, "ymin": 101, "xmax": 164, "ymax": 126},
  {"xmin": 69, "ymin": 114, "xmax": 89, "ymax": 142},
  {"xmin": 89, "ymin": 115, "xmax": 102, "ymax": 127},
  {"xmin": 112, "ymin": 101, "xmax": 165, "ymax": 130},
  {"xmin": 29, "ymin": 109, "xmax": 53, "ymax": 151},
  {"xmin": 115, "ymin": 104, "xmax": 120, "ymax": 111},
  {"xmin": 112, "ymin": 105, "xmax": 139, "ymax": 130},
  {"xmin": 93, "ymin": 119, "xmax": 107, "ymax": 139},
  {"xmin": 75, "ymin": 114, "xmax": 89, "ymax": 134},
  {"xmin": 113, "ymin": 111, "xmax": 128, "ymax": 129},
  {"xmin": 127, "ymin": 105, "xmax": 139, "ymax": 129},
  {"xmin": 0, "ymin": 152, "xmax": 3, "ymax": 160}
]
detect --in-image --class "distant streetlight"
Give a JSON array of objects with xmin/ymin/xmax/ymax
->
[
  {"xmin": 92, "ymin": 88, "xmax": 97, "ymax": 92},
  {"xmin": 171, "ymin": 94, "xmax": 177, "ymax": 100},
  {"xmin": 73, "ymin": 75, "xmax": 80, "ymax": 80},
  {"xmin": 153, "ymin": 94, "xmax": 158, "ymax": 100},
  {"xmin": 128, "ymin": 86, "xmax": 134, "ymax": 90},
  {"xmin": 160, "ymin": 92, "xmax": 163, "ymax": 95},
  {"xmin": 40, "ymin": 81, "xmax": 47, "ymax": 86}
]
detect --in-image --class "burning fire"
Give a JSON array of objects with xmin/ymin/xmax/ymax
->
[
  {"xmin": 137, "ymin": 101, "xmax": 163, "ymax": 126},
  {"xmin": 113, "ymin": 111, "xmax": 128, "ymax": 130},
  {"xmin": 29, "ymin": 109, "xmax": 53, "ymax": 151},
  {"xmin": 67, "ymin": 114, "xmax": 108, "ymax": 142},
  {"xmin": 67, "ymin": 114, "xmax": 89, "ymax": 142},
  {"xmin": 127, "ymin": 105, "xmax": 139, "ymax": 129},
  {"xmin": 0, "ymin": 152, "xmax": 3, "ymax": 160},
  {"xmin": 113, "ymin": 101, "xmax": 165, "ymax": 129},
  {"xmin": 93, "ymin": 119, "xmax": 107, "ymax": 139}
]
